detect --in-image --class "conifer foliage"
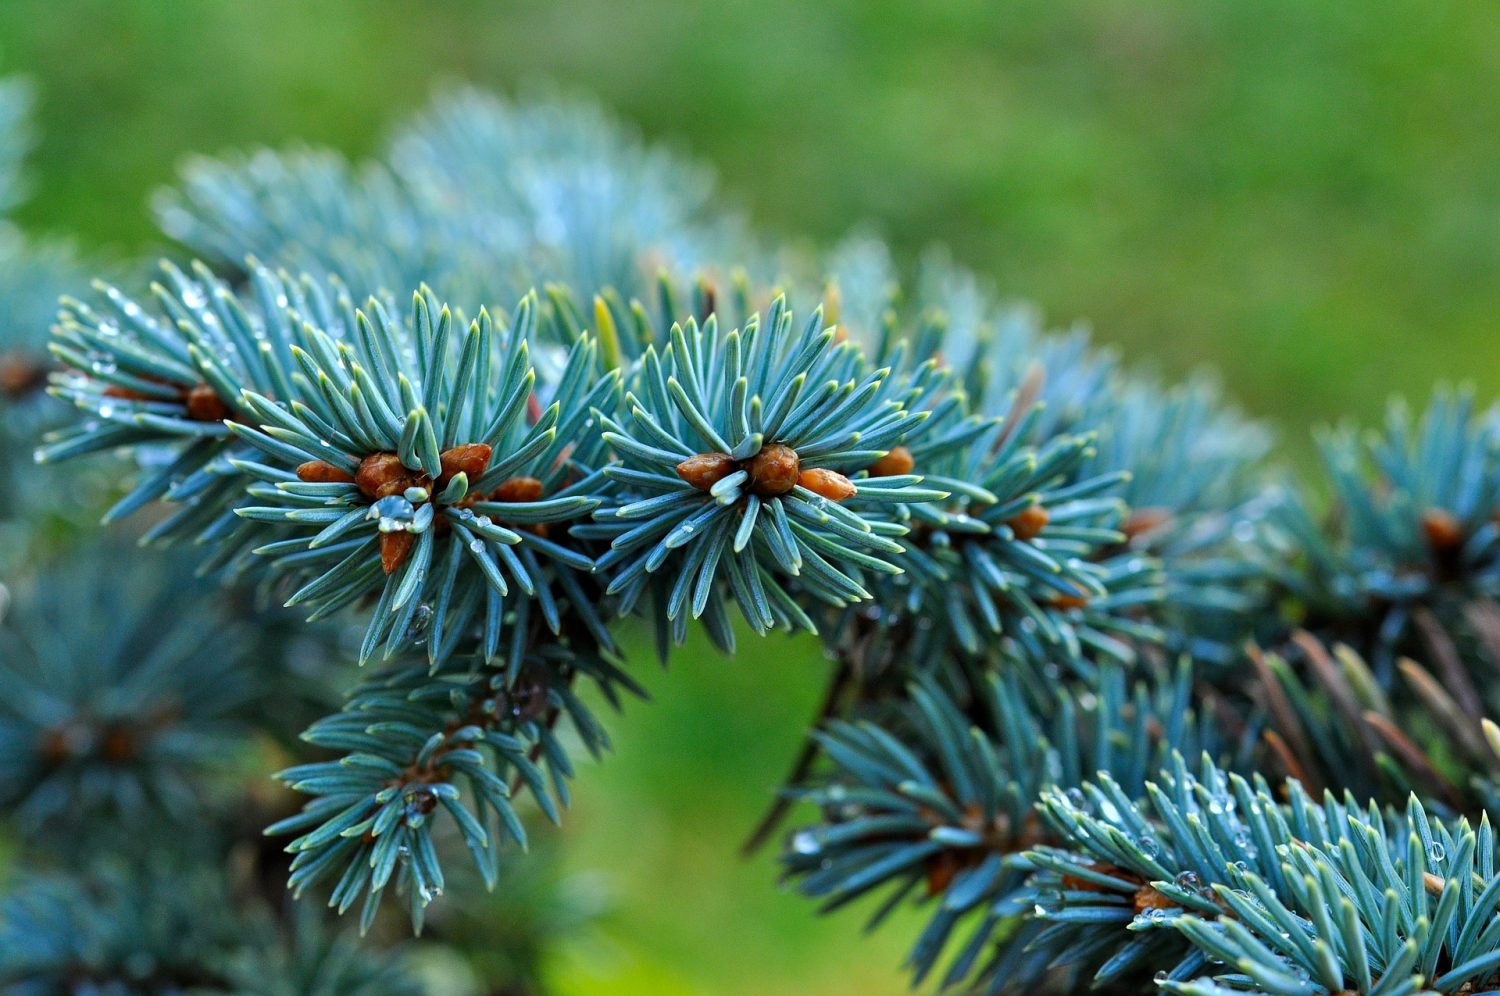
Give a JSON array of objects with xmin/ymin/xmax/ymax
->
[{"xmin": 7, "ymin": 67, "xmax": 1500, "ymax": 995}]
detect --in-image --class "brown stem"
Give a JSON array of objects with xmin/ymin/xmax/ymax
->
[{"xmin": 739, "ymin": 653, "xmax": 856, "ymax": 856}]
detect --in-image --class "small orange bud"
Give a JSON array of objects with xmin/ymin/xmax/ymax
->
[
  {"xmin": 745, "ymin": 444, "xmax": 800, "ymax": 497},
  {"xmin": 357, "ymin": 452, "xmax": 420, "ymax": 500},
  {"xmin": 1123, "ymin": 507, "xmax": 1172, "ymax": 539},
  {"xmin": 438, "ymin": 443, "xmax": 493, "ymax": 486},
  {"xmin": 184, "ymin": 383, "xmax": 231, "ymax": 422},
  {"xmin": 491, "ymin": 476, "xmax": 545, "ymax": 503},
  {"xmin": 925, "ymin": 850, "xmax": 961, "ymax": 896},
  {"xmin": 797, "ymin": 467, "xmax": 856, "ymax": 501},
  {"xmin": 867, "ymin": 446, "xmax": 915, "ymax": 478},
  {"xmin": 380, "ymin": 530, "xmax": 415, "ymax": 575},
  {"xmin": 676, "ymin": 452, "xmax": 738, "ymax": 491},
  {"xmin": 0, "ymin": 352, "xmax": 47, "ymax": 396},
  {"xmin": 1422, "ymin": 508, "xmax": 1464, "ymax": 551},
  {"xmin": 37, "ymin": 727, "xmax": 70, "ymax": 766},
  {"xmin": 100, "ymin": 726, "xmax": 137, "ymax": 763},
  {"xmin": 696, "ymin": 280, "xmax": 718, "ymax": 323},
  {"xmin": 101, "ymin": 384, "xmax": 157, "ymax": 402},
  {"xmin": 1007, "ymin": 504, "xmax": 1050, "ymax": 541},
  {"xmin": 296, "ymin": 460, "xmax": 355, "ymax": 484},
  {"xmin": 1050, "ymin": 593, "xmax": 1090, "ymax": 610},
  {"xmin": 1133, "ymin": 884, "xmax": 1175, "ymax": 914}
]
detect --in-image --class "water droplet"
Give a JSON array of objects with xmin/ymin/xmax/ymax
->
[
  {"xmin": 1428, "ymin": 841, "xmax": 1446, "ymax": 864},
  {"xmin": 790, "ymin": 831, "xmax": 819, "ymax": 855},
  {"xmin": 406, "ymin": 605, "xmax": 433, "ymax": 643}
]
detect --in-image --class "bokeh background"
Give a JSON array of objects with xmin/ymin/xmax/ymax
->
[{"xmin": 5, "ymin": 2, "xmax": 1499, "ymax": 992}]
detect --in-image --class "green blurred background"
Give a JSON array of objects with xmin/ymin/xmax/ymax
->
[{"xmin": 5, "ymin": 1, "xmax": 1499, "ymax": 992}]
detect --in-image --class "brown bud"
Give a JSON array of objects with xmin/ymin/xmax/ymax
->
[
  {"xmin": 1007, "ymin": 504, "xmax": 1050, "ymax": 541},
  {"xmin": 380, "ymin": 530, "xmax": 415, "ymax": 575},
  {"xmin": 867, "ymin": 445, "xmax": 914, "ymax": 478},
  {"xmin": 1133, "ymin": 884, "xmax": 1176, "ymax": 914},
  {"xmin": 407, "ymin": 788, "xmax": 439, "ymax": 815},
  {"xmin": 797, "ymin": 467, "xmax": 856, "ymax": 501},
  {"xmin": 296, "ymin": 460, "xmax": 355, "ymax": 484},
  {"xmin": 37, "ymin": 727, "xmax": 70, "ymax": 766},
  {"xmin": 101, "ymin": 384, "xmax": 160, "ymax": 402},
  {"xmin": 1050, "ymin": 592, "xmax": 1090, "ymax": 610},
  {"xmin": 357, "ymin": 452, "xmax": 419, "ymax": 500},
  {"xmin": 438, "ymin": 443, "xmax": 493, "ymax": 486},
  {"xmin": 676, "ymin": 452, "xmax": 738, "ymax": 492},
  {"xmin": 1423, "ymin": 871, "xmax": 1447, "ymax": 895},
  {"xmin": 491, "ymin": 476, "xmax": 545, "ymax": 503},
  {"xmin": 100, "ymin": 726, "xmax": 137, "ymax": 764},
  {"xmin": 745, "ymin": 443, "xmax": 800, "ymax": 497},
  {"xmin": 1123, "ymin": 507, "xmax": 1172, "ymax": 540},
  {"xmin": 184, "ymin": 383, "xmax": 231, "ymax": 422},
  {"xmin": 696, "ymin": 280, "xmax": 717, "ymax": 323},
  {"xmin": 925, "ymin": 850, "xmax": 962, "ymax": 896},
  {"xmin": 0, "ymin": 352, "xmax": 47, "ymax": 396},
  {"xmin": 1422, "ymin": 508, "xmax": 1464, "ymax": 551}
]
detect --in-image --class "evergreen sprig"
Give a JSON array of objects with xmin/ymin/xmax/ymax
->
[
  {"xmin": 1268, "ymin": 390, "xmax": 1500, "ymax": 679},
  {"xmin": 227, "ymin": 284, "xmax": 613, "ymax": 668},
  {"xmin": 268, "ymin": 626, "xmax": 640, "ymax": 931},
  {"xmin": 584, "ymin": 297, "xmax": 942, "ymax": 645},
  {"xmin": 835, "ymin": 386, "xmax": 1164, "ymax": 672},
  {"xmin": 783, "ymin": 658, "xmax": 1233, "ymax": 992},
  {"xmin": 0, "ymin": 549, "xmax": 258, "ymax": 843},
  {"xmin": 0, "ymin": 863, "xmax": 424, "ymax": 995},
  {"xmin": 154, "ymin": 87, "xmax": 748, "ymax": 309},
  {"xmin": 1029, "ymin": 753, "xmax": 1500, "ymax": 995}
]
